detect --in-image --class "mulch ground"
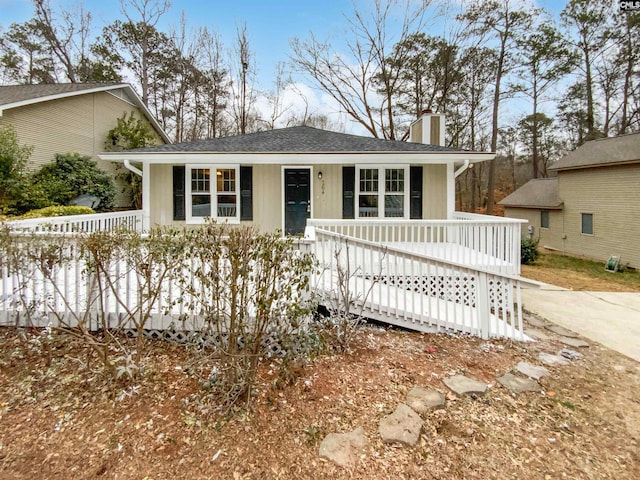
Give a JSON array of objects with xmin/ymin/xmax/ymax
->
[{"xmin": 1, "ymin": 321, "xmax": 639, "ymax": 479}]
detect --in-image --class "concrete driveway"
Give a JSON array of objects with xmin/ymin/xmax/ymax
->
[{"xmin": 521, "ymin": 285, "xmax": 640, "ymax": 362}]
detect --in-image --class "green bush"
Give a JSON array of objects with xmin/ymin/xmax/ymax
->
[
  {"xmin": 31, "ymin": 152, "xmax": 115, "ymax": 211},
  {"xmin": 521, "ymin": 237, "xmax": 539, "ymax": 265},
  {"xmin": 20, "ymin": 205, "xmax": 95, "ymax": 219},
  {"xmin": 0, "ymin": 125, "xmax": 33, "ymax": 215}
]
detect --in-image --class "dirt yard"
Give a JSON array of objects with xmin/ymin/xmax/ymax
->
[{"xmin": 1, "ymin": 319, "xmax": 639, "ymax": 480}]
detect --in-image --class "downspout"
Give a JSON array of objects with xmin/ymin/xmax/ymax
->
[
  {"xmin": 123, "ymin": 159, "xmax": 147, "ymax": 231},
  {"xmin": 454, "ymin": 160, "xmax": 470, "ymax": 178},
  {"xmin": 124, "ymin": 159, "xmax": 142, "ymax": 177}
]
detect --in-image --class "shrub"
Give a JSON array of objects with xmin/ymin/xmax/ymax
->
[
  {"xmin": 178, "ymin": 223, "xmax": 317, "ymax": 411},
  {"xmin": 31, "ymin": 152, "xmax": 115, "ymax": 211},
  {"xmin": 20, "ymin": 205, "xmax": 95, "ymax": 219},
  {"xmin": 0, "ymin": 125, "xmax": 33, "ymax": 215},
  {"xmin": 105, "ymin": 112, "xmax": 159, "ymax": 209},
  {"xmin": 521, "ymin": 237, "xmax": 539, "ymax": 265}
]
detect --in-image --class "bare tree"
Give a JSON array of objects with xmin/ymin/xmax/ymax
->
[
  {"xmin": 229, "ymin": 23, "xmax": 256, "ymax": 135},
  {"xmin": 260, "ymin": 62, "xmax": 294, "ymax": 130},
  {"xmin": 195, "ymin": 28, "xmax": 230, "ymax": 138},
  {"xmin": 458, "ymin": 0, "xmax": 533, "ymax": 213},
  {"xmin": 33, "ymin": 0, "xmax": 93, "ymax": 82},
  {"xmin": 560, "ymin": 0, "xmax": 612, "ymax": 141},
  {"xmin": 290, "ymin": 0, "xmax": 430, "ymax": 139}
]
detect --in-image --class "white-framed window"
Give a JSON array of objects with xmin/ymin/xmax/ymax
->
[
  {"xmin": 581, "ymin": 213, "xmax": 594, "ymax": 235},
  {"xmin": 356, "ymin": 165, "xmax": 409, "ymax": 218},
  {"xmin": 186, "ymin": 165, "xmax": 239, "ymax": 224},
  {"xmin": 540, "ymin": 210, "xmax": 549, "ymax": 229}
]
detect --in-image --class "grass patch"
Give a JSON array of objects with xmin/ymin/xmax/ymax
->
[{"xmin": 530, "ymin": 251, "xmax": 640, "ymax": 291}]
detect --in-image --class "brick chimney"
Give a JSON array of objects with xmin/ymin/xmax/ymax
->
[{"xmin": 409, "ymin": 109, "xmax": 446, "ymax": 146}]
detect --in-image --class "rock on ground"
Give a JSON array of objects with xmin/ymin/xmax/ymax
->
[
  {"xmin": 516, "ymin": 361, "xmax": 548, "ymax": 380},
  {"xmin": 538, "ymin": 352, "xmax": 571, "ymax": 366},
  {"xmin": 318, "ymin": 427, "xmax": 368, "ymax": 468},
  {"xmin": 559, "ymin": 348, "xmax": 583, "ymax": 360},
  {"xmin": 379, "ymin": 404, "xmax": 423, "ymax": 447},
  {"xmin": 406, "ymin": 387, "xmax": 445, "ymax": 414},
  {"xmin": 443, "ymin": 375, "xmax": 487, "ymax": 395},
  {"xmin": 497, "ymin": 372, "xmax": 540, "ymax": 394},
  {"xmin": 524, "ymin": 328, "xmax": 552, "ymax": 341}
]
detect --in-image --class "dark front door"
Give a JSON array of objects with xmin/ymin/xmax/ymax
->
[{"xmin": 284, "ymin": 168, "xmax": 311, "ymax": 235}]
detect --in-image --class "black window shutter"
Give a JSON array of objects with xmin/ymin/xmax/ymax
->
[
  {"xmin": 173, "ymin": 166, "xmax": 185, "ymax": 221},
  {"xmin": 342, "ymin": 166, "xmax": 355, "ymax": 219},
  {"xmin": 240, "ymin": 166, "xmax": 253, "ymax": 221},
  {"xmin": 410, "ymin": 166, "xmax": 423, "ymax": 219}
]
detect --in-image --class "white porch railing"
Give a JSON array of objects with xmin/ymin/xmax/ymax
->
[
  {"xmin": 304, "ymin": 228, "xmax": 526, "ymax": 340},
  {"xmin": 307, "ymin": 213, "xmax": 525, "ymax": 276},
  {"xmin": 4, "ymin": 210, "xmax": 143, "ymax": 233}
]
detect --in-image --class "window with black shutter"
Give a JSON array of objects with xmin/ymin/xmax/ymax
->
[
  {"xmin": 410, "ymin": 166, "xmax": 423, "ymax": 219},
  {"xmin": 342, "ymin": 166, "xmax": 355, "ymax": 219},
  {"xmin": 173, "ymin": 166, "xmax": 185, "ymax": 221},
  {"xmin": 240, "ymin": 166, "xmax": 253, "ymax": 221}
]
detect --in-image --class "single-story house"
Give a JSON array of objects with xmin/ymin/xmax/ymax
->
[
  {"xmin": 0, "ymin": 83, "xmax": 170, "ymax": 207},
  {"xmin": 100, "ymin": 112, "xmax": 494, "ymax": 234},
  {"xmin": 500, "ymin": 133, "xmax": 640, "ymax": 269},
  {"xmin": 5, "ymin": 112, "xmax": 535, "ymax": 340}
]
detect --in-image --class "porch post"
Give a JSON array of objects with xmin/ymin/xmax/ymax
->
[
  {"xmin": 446, "ymin": 163, "xmax": 455, "ymax": 219},
  {"xmin": 142, "ymin": 161, "xmax": 151, "ymax": 231}
]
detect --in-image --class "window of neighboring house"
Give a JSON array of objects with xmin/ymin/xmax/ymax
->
[
  {"xmin": 186, "ymin": 165, "xmax": 239, "ymax": 223},
  {"xmin": 581, "ymin": 213, "xmax": 594, "ymax": 235},
  {"xmin": 356, "ymin": 166, "xmax": 409, "ymax": 218},
  {"xmin": 540, "ymin": 210, "xmax": 549, "ymax": 229}
]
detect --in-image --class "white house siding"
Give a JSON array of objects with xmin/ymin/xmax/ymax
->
[
  {"xmin": 0, "ymin": 91, "xmax": 163, "ymax": 208},
  {"xmin": 558, "ymin": 165, "xmax": 640, "ymax": 269},
  {"xmin": 423, "ymin": 164, "xmax": 447, "ymax": 219}
]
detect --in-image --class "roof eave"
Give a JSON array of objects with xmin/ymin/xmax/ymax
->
[
  {"xmin": 99, "ymin": 151, "xmax": 496, "ymax": 164},
  {"xmin": 550, "ymin": 159, "xmax": 640, "ymax": 171},
  {"xmin": 501, "ymin": 203, "xmax": 564, "ymax": 210}
]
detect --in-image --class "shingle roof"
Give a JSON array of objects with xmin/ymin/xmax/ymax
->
[
  {"xmin": 549, "ymin": 133, "xmax": 640, "ymax": 171},
  {"xmin": 499, "ymin": 178, "xmax": 563, "ymax": 209},
  {"xmin": 129, "ymin": 125, "xmax": 468, "ymax": 153},
  {"xmin": 0, "ymin": 83, "xmax": 120, "ymax": 106}
]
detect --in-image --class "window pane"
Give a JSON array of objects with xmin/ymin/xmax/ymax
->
[
  {"xmin": 192, "ymin": 195, "xmax": 211, "ymax": 217},
  {"xmin": 358, "ymin": 195, "xmax": 378, "ymax": 217},
  {"xmin": 191, "ymin": 169, "xmax": 210, "ymax": 193},
  {"xmin": 217, "ymin": 195, "xmax": 237, "ymax": 217},
  {"xmin": 581, "ymin": 213, "xmax": 593, "ymax": 234},
  {"xmin": 385, "ymin": 169, "xmax": 404, "ymax": 192},
  {"xmin": 359, "ymin": 169, "xmax": 378, "ymax": 192},
  {"xmin": 385, "ymin": 195, "xmax": 404, "ymax": 217},
  {"xmin": 541, "ymin": 210, "xmax": 549, "ymax": 229},
  {"xmin": 217, "ymin": 168, "xmax": 236, "ymax": 192}
]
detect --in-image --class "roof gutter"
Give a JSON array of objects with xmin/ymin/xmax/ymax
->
[
  {"xmin": 124, "ymin": 159, "xmax": 142, "ymax": 177},
  {"xmin": 454, "ymin": 160, "xmax": 470, "ymax": 178}
]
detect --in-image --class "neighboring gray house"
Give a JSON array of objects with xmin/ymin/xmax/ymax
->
[
  {"xmin": 501, "ymin": 133, "xmax": 640, "ymax": 269},
  {"xmin": 0, "ymin": 83, "xmax": 170, "ymax": 207}
]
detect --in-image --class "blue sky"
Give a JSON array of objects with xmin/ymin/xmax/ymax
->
[
  {"xmin": 1, "ymin": 0, "xmax": 568, "ymax": 90},
  {"xmin": 0, "ymin": 0, "xmax": 571, "ymax": 132},
  {"xmin": 0, "ymin": 0, "xmax": 358, "ymax": 89}
]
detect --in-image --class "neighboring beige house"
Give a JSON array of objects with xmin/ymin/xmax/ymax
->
[
  {"xmin": 101, "ymin": 112, "xmax": 495, "ymax": 234},
  {"xmin": 0, "ymin": 83, "xmax": 170, "ymax": 207},
  {"xmin": 501, "ymin": 133, "xmax": 640, "ymax": 269}
]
